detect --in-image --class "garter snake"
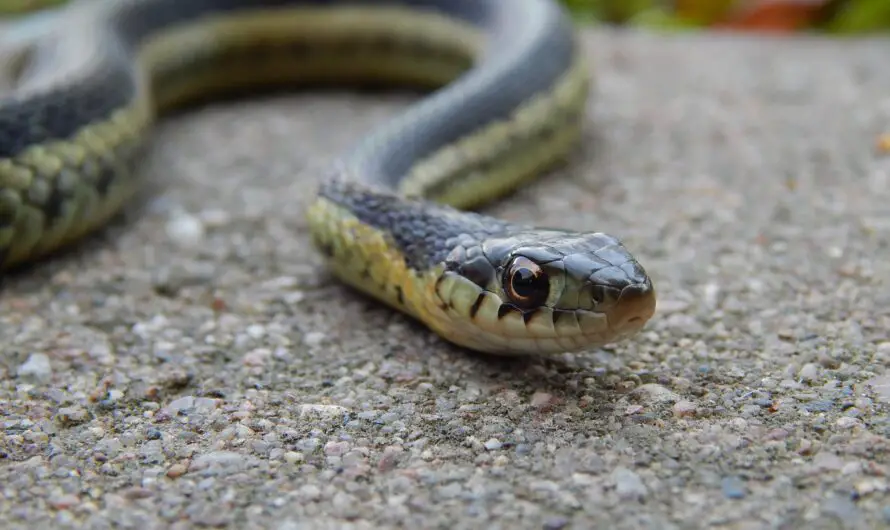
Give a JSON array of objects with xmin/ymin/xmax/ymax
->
[{"xmin": 0, "ymin": 0, "xmax": 656, "ymax": 355}]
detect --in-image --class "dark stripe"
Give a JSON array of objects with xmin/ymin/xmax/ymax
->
[
  {"xmin": 42, "ymin": 180, "xmax": 68, "ymax": 222},
  {"xmin": 95, "ymin": 164, "xmax": 117, "ymax": 196},
  {"xmin": 316, "ymin": 240, "xmax": 334, "ymax": 257},
  {"xmin": 497, "ymin": 304, "xmax": 518, "ymax": 319},
  {"xmin": 469, "ymin": 292, "xmax": 485, "ymax": 319},
  {"xmin": 551, "ymin": 309, "xmax": 569, "ymax": 326}
]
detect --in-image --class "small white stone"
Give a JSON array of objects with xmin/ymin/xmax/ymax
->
[
  {"xmin": 483, "ymin": 438, "xmax": 502, "ymax": 451},
  {"xmin": 799, "ymin": 363, "xmax": 820, "ymax": 382},
  {"xmin": 303, "ymin": 331, "xmax": 326, "ymax": 347},
  {"xmin": 298, "ymin": 404, "xmax": 349, "ymax": 419},
  {"xmin": 166, "ymin": 212, "xmax": 205, "ymax": 247},
  {"xmin": 284, "ymin": 451, "xmax": 304, "ymax": 464},
  {"xmin": 672, "ymin": 400, "xmax": 698, "ymax": 417},
  {"xmin": 612, "ymin": 466, "xmax": 648, "ymax": 501},
  {"xmin": 167, "ymin": 396, "xmax": 195, "ymax": 414},
  {"xmin": 261, "ymin": 276, "xmax": 299, "ymax": 290},
  {"xmin": 18, "ymin": 353, "xmax": 52, "ymax": 381},
  {"xmin": 283, "ymin": 291, "xmax": 305, "ymax": 305},
  {"xmin": 246, "ymin": 324, "xmax": 266, "ymax": 339},
  {"xmin": 493, "ymin": 455, "xmax": 510, "ymax": 466},
  {"xmin": 836, "ymin": 417, "xmax": 861, "ymax": 429},
  {"xmin": 631, "ymin": 384, "xmax": 680, "ymax": 404},
  {"xmin": 854, "ymin": 478, "xmax": 887, "ymax": 497}
]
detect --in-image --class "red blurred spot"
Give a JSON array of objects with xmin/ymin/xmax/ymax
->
[{"xmin": 716, "ymin": 0, "xmax": 830, "ymax": 32}]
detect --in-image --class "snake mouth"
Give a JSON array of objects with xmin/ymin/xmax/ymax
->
[{"xmin": 429, "ymin": 272, "xmax": 656, "ymax": 355}]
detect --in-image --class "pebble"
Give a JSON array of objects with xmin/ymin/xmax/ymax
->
[
  {"xmin": 167, "ymin": 463, "xmax": 188, "ymax": 478},
  {"xmin": 493, "ymin": 455, "xmax": 510, "ymax": 467},
  {"xmin": 48, "ymin": 494, "xmax": 79, "ymax": 510},
  {"xmin": 283, "ymin": 451, "xmax": 304, "ymax": 464},
  {"xmin": 17, "ymin": 353, "xmax": 52, "ymax": 381},
  {"xmin": 483, "ymin": 438, "xmax": 502, "ymax": 451},
  {"xmin": 853, "ymin": 478, "xmax": 887, "ymax": 497},
  {"xmin": 797, "ymin": 438, "xmax": 816, "ymax": 456},
  {"xmin": 530, "ymin": 392, "xmax": 554, "ymax": 409},
  {"xmin": 303, "ymin": 331, "xmax": 326, "ymax": 347},
  {"xmin": 625, "ymin": 405, "xmax": 644, "ymax": 415},
  {"xmin": 813, "ymin": 452, "xmax": 844, "ymax": 471},
  {"xmin": 145, "ymin": 428, "xmax": 162, "ymax": 440},
  {"xmin": 296, "ymin": 438, "xmax": 320, "ymax": 452},
  {"xmin": 121, "ymin": 487, "xmax": 153, "ymax": 500},
  {"xmin": 865, "ymin": 375, "xmax": 890, "ymax": 404},
  {"xmin": 378, "ymin": 445, "xmax": 403, "ymax": 471},
  {"xmin": 721, "ymin": 476, "xmax": 746, "ymax": 499},
  {"xmin": 821, "ymin": 494, "xmax": 864, "ymax": 527},
  {"xmin": 191, "ymin": 451, "xmax": 254, "ymax": 472},
  {"xmin": 799, "ymin": 363, "xmax": 820, "ymax": 382},
  {"xmin": 194, "ymin": 397, "xmax": 219, "ymax": 413},
  {"xmin": 166, "ymin": 396, "xmax": 196, "ymax": 414},
  {"xmin": 835, "ymin": 417, "xmax": 861, "ymax": 429},
  {"xmin": 611, "ymin": 467, "xmax": 647, "ymax": 501},
  {"xmin": 298, "ymin": 404, "xmax": 349, "ymax": 420},
  {"xmin": 165, "ymin": 211, "xmax": 205, "ymax": 246},
  {"xmin": 779, "ymin": 379, "xmax": 802, "ymax": 390},
  {"xmin": 631, "ymin": 384, "xmax": 680, "ymax": 405},
  {"xmin": 55, "ymin": 406, "xmax": 89, "ymax": 426},
  {"xmin": 243, "ymin": 348, "xmax": 271, "ymax": 367},
  {"xmin": 764, "ymin": 428, "xmax": 789, "ymax": 441},
  {"xmin": 297, "ymin": 484, "xmax": 321, "ymax": 502},
  {"xmin": 543, "ymin": 516, "xmax": 569, "ymax": 530},
  {"xmin": 672, "ymin": 400, "xmax": 697, "ymax": 417},
  {"xmin": 324, "ymin": 441, "xmax": 350, "ymax": 457}
]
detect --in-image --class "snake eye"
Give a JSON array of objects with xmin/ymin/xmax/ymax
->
[{"xmin": 504, "ymin": 256, "xmax": 549, "ymax": 308}]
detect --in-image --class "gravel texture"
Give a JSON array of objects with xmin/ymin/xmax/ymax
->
[{"xmin": 2, "ymin": 25, "xmax": 890, "ymax": 530}]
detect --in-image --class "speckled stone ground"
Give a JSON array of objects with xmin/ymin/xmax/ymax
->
[{"xmin": 2, "ymin": 23, "xmax": 890, "ymax": 530}]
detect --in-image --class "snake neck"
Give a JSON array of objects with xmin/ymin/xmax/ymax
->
[{"xmin": 316, "ymin": 177, "xmax": 517, "ymax": 271}]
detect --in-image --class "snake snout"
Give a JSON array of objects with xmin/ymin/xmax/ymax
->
[
  {"xmin": 586, "ymin": 255, "xmax": 655, "ymax": 334},
  {"xmin": 609, "ymin": 279, "xmax": 656, "ymax": 333}
]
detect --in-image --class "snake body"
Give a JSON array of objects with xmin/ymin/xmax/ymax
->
[{"xmin": 0, "ymin": 0, "xmax": 656, "ymax": 355}]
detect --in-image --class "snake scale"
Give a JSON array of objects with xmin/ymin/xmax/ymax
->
[{"xmin": 0, "ymin": 0, "xmax": 656, "ymax": 355}]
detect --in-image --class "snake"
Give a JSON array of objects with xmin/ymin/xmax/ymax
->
[{"xmin": 0, "ymin": 0, "xmax": 656, "ymax": 355}]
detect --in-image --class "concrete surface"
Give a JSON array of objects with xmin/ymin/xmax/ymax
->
[{"xmin": 2, "ymin": 27, "xmax": 890, "ymax": 530}]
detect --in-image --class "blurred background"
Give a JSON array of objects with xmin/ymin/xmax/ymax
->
[{"xmin": 1, "ymin": 0, "xmax": 889, "ymax": 34}]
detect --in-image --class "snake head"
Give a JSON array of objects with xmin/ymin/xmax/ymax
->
[{"xmin": 430, "ymin": 229, "xmax": 655, "ymax": 355}]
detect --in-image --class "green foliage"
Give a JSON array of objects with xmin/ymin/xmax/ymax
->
[
  {"xmin": 0, "ymin": 0, "xmax": 65, "ymax": 15},
  {"xmin": 560, "ymin": 0, "xmax": 890, "ymax": 33},
  {"xmin": 827, "ymin": 0, "xmax": 890, "ymax": 33},
  {"xmin": 0, "ymin": 0, "xmax": 888, "ymax": 33}
]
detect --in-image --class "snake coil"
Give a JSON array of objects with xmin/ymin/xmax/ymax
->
[{"xmin": 0, "ymin": 0, "xmax": 655, "ymax": 355}]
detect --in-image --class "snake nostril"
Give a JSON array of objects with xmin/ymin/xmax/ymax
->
[{"xmin": 590, "ymin": 285, "xmax": 606, "ymax": 305}]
